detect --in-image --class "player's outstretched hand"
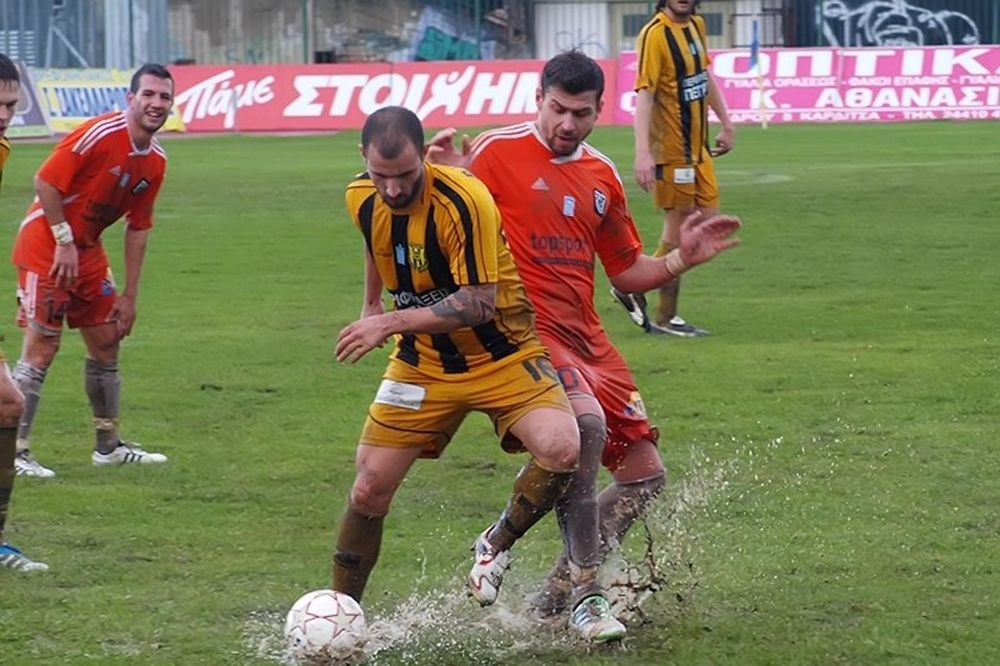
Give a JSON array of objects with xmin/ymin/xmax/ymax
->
[
  {"xmin": 679, "ymin": 211, "xmax": 742, "ymax": 267},
  {"xmin": 336, "ymin": 316, "xmax": 390, "ymax": 363},
  {"xmin": 426, "ymin": 128, "xmax": 471, "ymax": 168}
]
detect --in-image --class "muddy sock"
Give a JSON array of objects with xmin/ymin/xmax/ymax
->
[{"xmin": 332, "ymin": 505, "xmax": 385, "ymax": 602}]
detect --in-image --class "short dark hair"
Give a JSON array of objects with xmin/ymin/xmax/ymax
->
[
  {"xmin": 130, "ymin": 63, "xmax": 173, "ymax": 93},
  {"xmin": 541, "ymin": 50, "xmax": 604, "ymax": 101},
  {"xmin": 657, "ymin": 0, "xmax": 700, "ymax": 11},
  {"xmin": 361, "ymin": 106, "xmax": 425, "ymax": 159},
  {"xmin": 0, "ymin": 53, "xmax": 19, "ymax": 85}
]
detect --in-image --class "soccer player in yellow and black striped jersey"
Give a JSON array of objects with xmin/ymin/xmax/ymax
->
[
  {"xmin": 344, "ymin": 152, "xmax": 541, "ymax": 377},
  {"xmin": 0, "ymin": 52, "xmax": 48, "ymax": 573},
  {"xmin": 332, "ymin": 106, "xmax": 580, "ymax": 607},
  {"xmin": 612, "ymin": 0, "xmax": 735, "ymax": 337}
]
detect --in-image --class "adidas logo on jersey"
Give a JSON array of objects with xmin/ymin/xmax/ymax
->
[{"xmin": 532, "ymin": 177, "xmax": 549, "ymax": 191}]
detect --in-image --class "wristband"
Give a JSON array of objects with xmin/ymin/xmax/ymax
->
[
  {"xmin": 663, "ymin": 248, "xmax": 688, "ymax": 277},
  {"xmin": 51, "ymin": 221, "xmax": 74, "ymax": 246}
]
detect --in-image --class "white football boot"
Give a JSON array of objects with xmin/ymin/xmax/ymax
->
[
  {"xmin": 14, "ymin": 449, "xmax": 55, "ymax": 478},
  {"xmin": 570, "ymin": 594, "xmax": 627, "ymax": 642},
  {"xmin": 467, "ymin": 527, "xmax": 511, "ymax": 606},
  {"xmin": 92, "ymin": 441, "xmax": 168, "ymax": 466},
  {"xmin": 0, "ymin": 544, "xmax": 49, "ymax": 572}
]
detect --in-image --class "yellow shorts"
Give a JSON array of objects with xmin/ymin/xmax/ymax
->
[
  {"xmin": 653, "ymin": 160, "xmax": 720, "ymax": 210},
  {"xmin": 360, "ymin": 354, "xmax": 572, "ymax": 458}
]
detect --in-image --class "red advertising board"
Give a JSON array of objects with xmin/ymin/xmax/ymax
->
[
  {"xmin": 615, "ymin": 46, "xmax": 1000, "ymax": 124},
  {"xmin": 170, "ymin": 59, "xmax": 619, "ymax": 132}
]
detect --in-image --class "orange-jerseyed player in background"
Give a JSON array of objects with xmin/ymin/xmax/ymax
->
[{"xmin": 11, "ymin": 63, "xmax": 173, "ymax": 478}]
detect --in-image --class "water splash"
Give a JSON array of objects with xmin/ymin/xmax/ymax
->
[
  {"xmin": 241, "ymin": 449, "xmax": 737, "ymax": 664},
  {"xmin": 603, "ymin": 454, "xmax": 737, "ymax": 625}
]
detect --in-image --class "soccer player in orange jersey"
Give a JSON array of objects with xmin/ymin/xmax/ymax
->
[
  {"xmin": 613, "ymin": 0, "xmax": 736, "ymax": 337},
  {"xmin": 0, "ymin": 52, "xmax": 47, "ymax": 572},
  {"xmin": 429, "ymin": 50, "xmax": 740, "ymax": 638},
  {"xmin": 10, "ymin": 64, "xmax": 173, "ymax": 478}
]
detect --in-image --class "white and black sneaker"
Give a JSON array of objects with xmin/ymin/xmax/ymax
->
[
  {"xmin": 0, "ymin": 543, "xmax": 49, "ymax": 572},
  {"xmin": 92, "ymin": 441, "xmax": 168, "ymax": 466},
  {"xmin": 648, "ymin": 316, "xmax": 710, "ymax": 338},
  {"xmin": 569, "ymin": 595, "xmax": 627, "ymax": 642},
  {"xmin": 14, "ymin": 449, "xmax": 55, "ymax": 478},
  {"xmin": 610, "ymin": 288, "xmax": 651, "ymax": 331}
]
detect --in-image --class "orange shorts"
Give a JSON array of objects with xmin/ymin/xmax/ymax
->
[
  {"xmin": 653, "ymin": 160, "xmax": 720, "ymax": 210},
  {"xmin": 544, "ymin": 337, "xmax": 659, "ymax": 472},
  {"xmin": 360, "ymin": 353, "xmax": 572, "ymax": 458},
  {"xmin": 16, "ymin": 267, "xmax": 117, "ymax": 333}
]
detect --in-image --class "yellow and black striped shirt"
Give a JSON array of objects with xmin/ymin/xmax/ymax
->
[
  {"xmin": 345, "ymin": 162, "xmax": 544, "ymax": 376},
  {"xmin": 635, "ymin": 12, "xmax": 712, "ymax": 165}
]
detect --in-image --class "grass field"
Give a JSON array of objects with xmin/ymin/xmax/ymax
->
[{"xmin": 0, "ymin": 119, "xmax": 998, "ymax": 665}]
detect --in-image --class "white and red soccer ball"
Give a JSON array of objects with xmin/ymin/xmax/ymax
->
[{"xmin": 284, "ymin": 589, "xmax": 366, "ymax": 664}]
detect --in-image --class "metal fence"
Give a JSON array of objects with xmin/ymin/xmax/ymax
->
[
  {"xmin": 0, "ymin": 0, "xmax": 105, "ymax": 67},
  {"xmin": 0, "ymin": 0, "xmax": 536, "ymax": 67},
  {"xmin": 0, "ymin": 0, "xmax": 169, "ymax": 68}
]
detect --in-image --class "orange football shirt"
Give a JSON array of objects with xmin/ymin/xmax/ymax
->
[
  {"xmin": 469, "ymin": 122, "xmax": 642, "ymax": 359},
  {"xmin": 12, "ymin": 111, "xmax": 167, "ymax": 277}
]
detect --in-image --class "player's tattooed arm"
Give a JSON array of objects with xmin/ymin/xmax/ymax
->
[
  {"xmin": 374, "ymin": 284, "xmax": 497, "ymax": 340},
  {"xmin": 336, "ymin": 283, "xmax": 498, "ymax": 363},
  {"xmin": 429, "ymin": 284, "xmax": 496, "ymax": 327}
]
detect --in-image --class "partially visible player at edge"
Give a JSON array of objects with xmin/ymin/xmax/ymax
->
[
  {"xmin": 0, "ymin": 52, "xmax": 48, "ymax": 572},
  {"xmin": 612, "ymin": 0, "xmax": 736, "ymax": 337},
  {"xmin": 428, "ymin": 50, "xmax": 740, "ymax": 638},
  {"xmin": 332, "ymin": 107, "xmax": 581, "ymax": 626},
  {"xmin": 10, "ymin": 63, "xmax": 173, "ymax": 478}
]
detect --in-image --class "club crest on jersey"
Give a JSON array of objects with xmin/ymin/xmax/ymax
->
[
  {"xmin": 593, "ymin": 189, "xmax": 608, "ymax": 216},
  {"xmin": 130, "ymin": 178, "xmax": 150, "ymax": 195},
  {"xmin": 408, "ymin": 244, "xmax": 428, "ymax": 271},
  {"xmin": 624, "ymin": 390, "xmax": 648, "ymax": 418}
]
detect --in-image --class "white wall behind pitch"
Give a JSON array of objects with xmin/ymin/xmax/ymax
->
[{"xmin": 534, "ymin": 2, "xmax": 611, "ymax": 60}]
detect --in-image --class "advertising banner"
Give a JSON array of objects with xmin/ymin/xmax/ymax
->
[
  {"xmin": 615, "ymin": 46, "xmax": 1000, "ymax": 124},
  {"xmin": 33, "ymin": 68, "xmax": 186, "ymax": 134},
  {"xmin": 170, "ymin": 59, "xmax": 619, "ymax": 132},
  {"xmin": 7, "ymin": 61, "xmax": 50, "ymax": 138}
]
